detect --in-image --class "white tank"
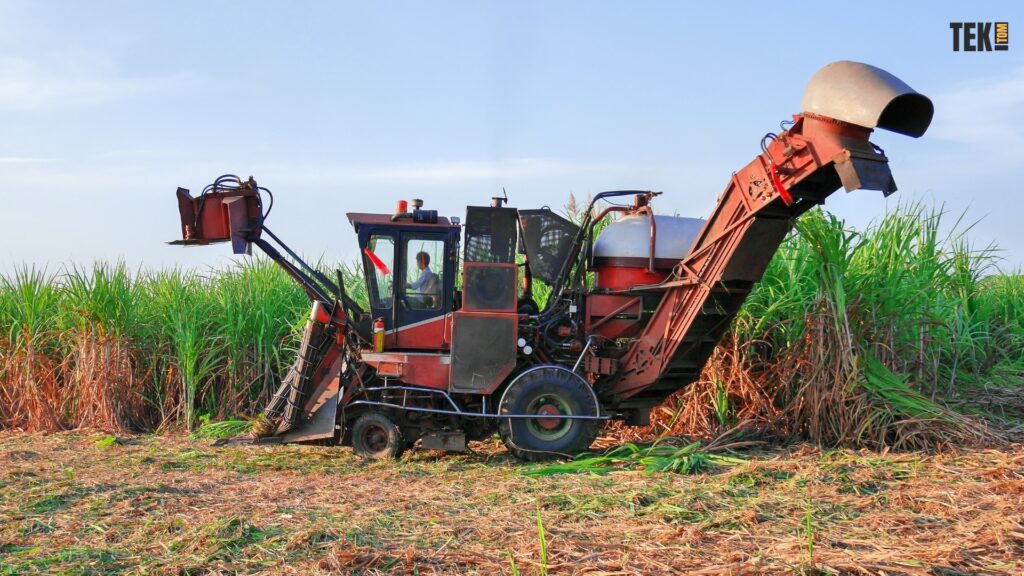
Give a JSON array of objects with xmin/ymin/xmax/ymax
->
[{"xmin": 593, "ymin": 214, "xmax": 705, "ymax": 266}]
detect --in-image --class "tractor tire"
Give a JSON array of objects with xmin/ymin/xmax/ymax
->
[
  {"xmin": 351, "ymin": 412, "xmax": 406, "ymax": 460},
  {"xmin": 498, "ymin": 367, "xmax": 602, "ymax": 461}
]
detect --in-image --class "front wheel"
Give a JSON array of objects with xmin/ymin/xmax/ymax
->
[
  {"xmin": 498, "ymin": 367, "xmax": 602, "ymax": 461},
  {"xmin": 351, "ymin": 412, "xmax": 406, "ymax": 460}
]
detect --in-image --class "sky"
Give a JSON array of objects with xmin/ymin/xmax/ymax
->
[{"xmin": 1, "ymin": 1, "xmax": 1022, "ymax": 274}]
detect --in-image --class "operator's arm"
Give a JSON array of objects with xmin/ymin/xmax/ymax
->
[{"xmin": 408, "ymin": 269, "xmax": 428, "ymax": 291}]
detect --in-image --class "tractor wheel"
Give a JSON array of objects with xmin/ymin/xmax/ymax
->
[
  {"xmin": 351, "ymin": 413, "xmax": 406, "ymax": 460},
  {"xmin": 498, "ymin": 367, "xmax": 602, "ymax": 461}
]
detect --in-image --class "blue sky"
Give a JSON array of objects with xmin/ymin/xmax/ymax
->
[{"xmin": 1, "ymin": 1, "xmax": 1022, "ymax": 273}]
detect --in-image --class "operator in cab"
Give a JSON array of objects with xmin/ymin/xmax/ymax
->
[{"xmin": 407, "ymin": 251, "xmax": 440, "ymax": 307}]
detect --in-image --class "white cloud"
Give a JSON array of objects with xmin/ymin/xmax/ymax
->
[
  {"xmin": 928, "ymin": 66, "xmax": 1024, "ymax": 155},
  {"xmin": 0, "ymin": 156, "xmax": 48, "ymax": 164},
  {"xmin": 261, "ymin": 157, "xmax": 619, "ymax": 186},
  {"xmin": 0, "ymin": 55, "xmax": 177, "ymax": 110}
]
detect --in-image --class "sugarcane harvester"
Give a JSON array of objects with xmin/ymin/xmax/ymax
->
[{"xmin": 170, "ymin": 61, "xmax": 933, "ymax": 460}]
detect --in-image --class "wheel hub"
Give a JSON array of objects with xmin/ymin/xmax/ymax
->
[
  {"xmin": 363, "ymin": 425, "xmax": 389, "ymax": 451},
  {"xmin": 525, "ymin": 394, "xmax": 573, "ymax": 440},
  {"xmin": 535, "ymin": 404, "xmax": 563, "ymax": 430}
]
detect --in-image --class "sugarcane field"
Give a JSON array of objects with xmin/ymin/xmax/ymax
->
[{"xmin": 2, "ymin": 2, "xmax": 1022, "ymax": 575}]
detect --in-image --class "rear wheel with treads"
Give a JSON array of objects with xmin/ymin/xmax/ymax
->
[{"xmin": 498, "ymin": 367, "xmax": 602, "ymax": 461}]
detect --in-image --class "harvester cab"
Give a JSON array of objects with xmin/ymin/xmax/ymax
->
[
  {"xmin": 348, "ymin": 206, "xmax": 459, "ymax": 351},
  {"xmin": 169, "ymin": 61, "xmax": 933, "ymax": 460}
]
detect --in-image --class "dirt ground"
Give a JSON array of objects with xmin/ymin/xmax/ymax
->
[{"xmin": 0, "ymin": 432, "xmax": 1022, "ymax": 575}]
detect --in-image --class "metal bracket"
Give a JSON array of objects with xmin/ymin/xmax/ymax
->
[{"xmin": 344, "ymin": 378, "xmax": 608, "ymax": 422}]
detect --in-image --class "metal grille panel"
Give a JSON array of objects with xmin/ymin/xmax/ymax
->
[
  {"xmin": 451, "ymin": 315, "xmax": 516, "ymax": 392},
  {"xmin": 518, "ymin": 209, "xmax": 579, "ymax": 284},
  {"xmin": 465, "ymin": 206, "xmax": 518, "ymax": 263},
  {"xmin": 464, "ymin": 265, "xmax": 516, "ymax": 311}
]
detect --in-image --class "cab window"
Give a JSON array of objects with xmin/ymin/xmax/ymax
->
[
  {"xmin": 364, "ymin": 234, "xmax": 394, "ymax": 309},
  {"xmin": 404, "ymin": 237, "xmax": 444, "ymax": 310}
]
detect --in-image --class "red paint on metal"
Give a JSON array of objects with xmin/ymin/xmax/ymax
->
[
  {"xmin": 360, "ymin": 352, "xmax": 451, "ymax": 390},
  {"xmin": 593, "ymin": 265, "xmax": 668, "ymax": 291},
  {"xmin": 313, "ymin": 302, "xmax": 331, "ymax": 324},
  {"xmin": 536, "ymin": 405, "xmax": 562, "ymax": 429},
  {"xmin": 173, "ymin": 185, "xmax": 263, "ymax": 248},
  {"xmin": 347, "ymin": 212, "xmax": 453, "ymax": 228},
  {"xmin": 586, "ymin": 294, "xmax": 643, "ymax": 340},
  {"xmin": 393, "ymin": 314, "xmax": 450, "ymax": 349}
]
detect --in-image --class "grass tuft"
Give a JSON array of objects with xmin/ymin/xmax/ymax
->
[
  {"xmin": 192, "ymin": 417, "xmax": 253, "ymax": 440},
  {"xmin": 524, "ymin": 438, "xmax": 744, "ymax": 477}
]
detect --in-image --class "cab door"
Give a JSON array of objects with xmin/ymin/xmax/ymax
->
[{"xmin": 396, "ymin": 232, "xmax": 452, "ymax": 349}]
